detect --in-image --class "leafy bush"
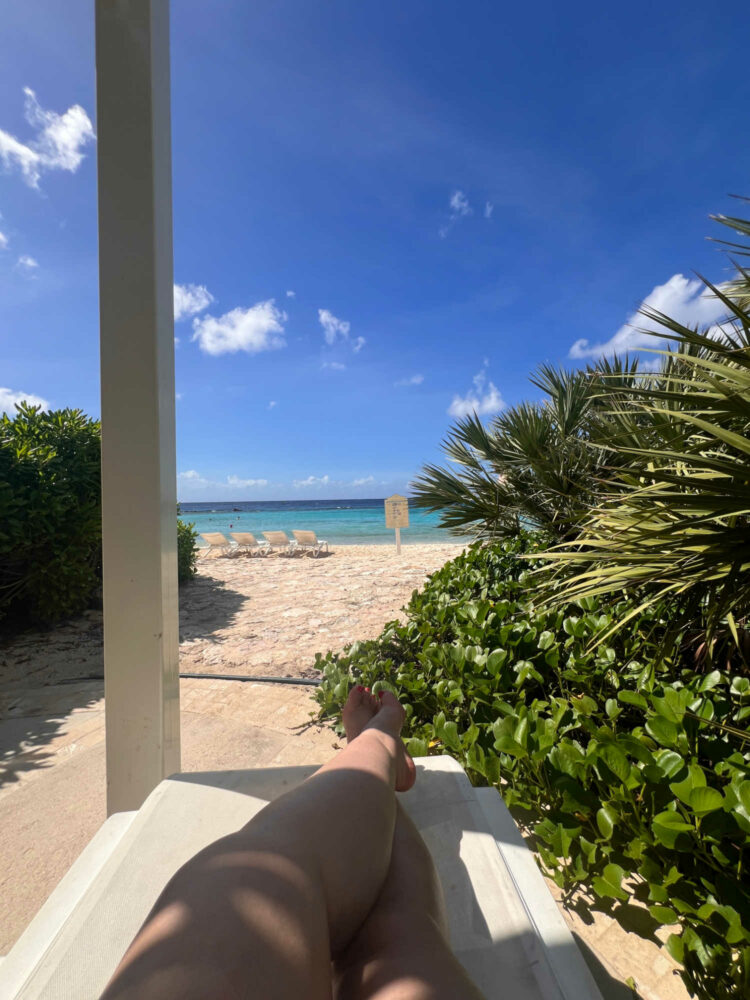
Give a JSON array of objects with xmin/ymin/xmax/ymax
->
[
  {"xmin": 0, "ymin": 404, "xmax": 198, "ymax": 629},
  {"xmin": 0, "ymin": 404, "xmax": 102, "ymax": 627},
  {"xmin": 315, "ymin": 541, "xmax": 750, "ymax": 999},
  {"xmin": 177, "ymin": 509, "xmax": 198, "ymax": 583}
]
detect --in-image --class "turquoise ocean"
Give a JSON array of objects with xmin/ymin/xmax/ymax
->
[{"xmin": 180, "ymin": 499, "xmax": 467, "ymax": 546}]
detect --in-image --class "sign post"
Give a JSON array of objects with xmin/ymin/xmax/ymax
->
[{"xmin": 384, "ymin": 494, "xmax": 409, "ymax": 554}]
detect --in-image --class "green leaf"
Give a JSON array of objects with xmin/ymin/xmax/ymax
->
[
  {"xmin": 592, "ymin": 863, "xmax": 628, "ymax": 901},
  {"xmin": 652, "ymin": 810, "xmax": 694, "ymax": 849},
  {"xmin": 596, "ymin": 805, "xmax": 618, "ymax": 839},
  {"xmin": 538, "ymin": 629, "xmax": 555, "ymax": 650},
  {"xmin": 689, "ymin": 786, "xmax": 723, "ymax": 816},
  {"xmin": 617, "ymin": 690, "xmax": 648, "ymax": 710},
  {"xmin": 666, "ymin": 933, "xmax": 684, "ymax": 965},
  {"xmin": 598, "ymin": 743, "xmax": 631, "ymax": 782},
  {"xmin": 649, "ymin": 905, "xmax": 678, "ymax": 924},
  {"xmin": 493, "ymin": 734, "xmax": 528, "ymax": 758},
  {"xmin": 645, "ymin": 716, "xmax": 679, "ymax": 748},
  {"xmin": 669, "ymin": 764, "xmax": 706, "ymax": 805},
  {"xmin": 652, "ymin": 750, "xmax": 685, "ymax": 779},
  {"xmin": 405, "ymin": 737, "xmax": 429, "ymax": 758}
]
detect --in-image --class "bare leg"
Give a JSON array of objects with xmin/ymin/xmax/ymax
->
[
  {"xmin": 100, "ymin": 689, "xmax": 415, "ymax": 1000},
  {"xmin": 333, "ymin": 714, "xmax": 486, "ymax": 1000}
]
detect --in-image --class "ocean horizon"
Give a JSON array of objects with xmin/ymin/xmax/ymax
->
[{"xmin": 179, "ymin": 497, "xmax": 468, "ymax": 545}]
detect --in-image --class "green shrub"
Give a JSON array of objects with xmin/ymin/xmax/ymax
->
[
  {"xmin": 177, "ymin": 509, "xmax": 198, "ymax": 583},
  {"xmin": 0, "ymin": 404, "xmax": 198, "ymax": 629},
  {"xmin": 0, "ymin": 404, "xmax": 102, "ymax": 626},
  {"xmin": 315, "ymin": 540, "xmax": 750, "ymax": 1000}
]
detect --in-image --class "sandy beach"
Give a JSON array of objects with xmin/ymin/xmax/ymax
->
[{"xmin": 0, "ymin": 543, "xmax": 464, "ymax": 695}]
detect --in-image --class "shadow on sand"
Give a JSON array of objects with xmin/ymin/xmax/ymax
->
[{"xmin": 0, "ymin": 574, "xmax": 247, "ymax": 792}]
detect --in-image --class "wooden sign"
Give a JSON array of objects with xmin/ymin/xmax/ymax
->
[
  {"xmin": 385, "ymin": 494, "xmax": 409, "ymax": 553},
  {"xmin": 385, "ymin": 494, "xmax": 409, "ymax": 528}
]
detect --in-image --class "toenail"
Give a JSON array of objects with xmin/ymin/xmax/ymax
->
[
  {"xmin": 365, "ymin": 687, "xmax": 370, "ymax": 692},
  {"xmin": 356, "ymin": 685, "xmax": 364, "ymax": 692},
  {"xmin": 378, "ymin": 691, "xmax": 384, "ymax": 699}
]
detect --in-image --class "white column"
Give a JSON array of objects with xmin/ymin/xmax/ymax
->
[{"xmin": 95, "ymin": 0, "xmax": 180, "ymax": 815}]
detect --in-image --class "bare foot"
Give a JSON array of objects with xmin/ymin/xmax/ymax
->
[
  {"xmin": 342, "ymin": 686, "xmax": 416, "ymax": 792},
  {"xmin": 342, "ymin": 685, "xmax": 379, "ymax": 742}
]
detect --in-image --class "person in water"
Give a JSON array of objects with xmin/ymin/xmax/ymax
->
[{"xmin": 100, "ymin": 687, "xmax": 486, "ymax": 999}]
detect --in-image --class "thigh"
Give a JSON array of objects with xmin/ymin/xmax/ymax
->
[
  {"xmin": 101, "ymin": 831, "xmax": 334, "ymax": 1000},
  {"xmin": 334, "ymin": 911, "xmax": 484, "ymax": 1000}
]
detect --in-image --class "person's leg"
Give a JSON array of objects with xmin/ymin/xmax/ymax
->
[
  {"xmin": 333, "ymin": 718, "xmax": 487, "ymax": 1000},
  {"xmin": 100, "ymin": 689, "xmax": 415, "ymax": 1000}
]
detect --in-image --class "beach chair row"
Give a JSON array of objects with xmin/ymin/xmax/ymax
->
[{"xmin": 199, "ymin": 530, "xmax": 329, "ymax": 559}]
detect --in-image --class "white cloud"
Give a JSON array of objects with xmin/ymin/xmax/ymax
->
[
  {"xmin": 293, "ymin": 474, "xmax": 330, "ymax": 488},
  {"xmin": 440, "ymin": 189, "xmax": 473, "ymax": 238},
  {"xmin": 178, "ymin": 470, "xmax": 269, "ymax": 491},
  {"xmin": 268, "ymin": 400, "xmax": 277, "ymax": 409},
  {"xmin": 569, "ymin": 274, "xmax": 729, "ymax": 359},
  {"xmin": 0, "ymin": 386, "xmax": 50, "ymax": 414},
  {"xmin": 352, "ymin": 475, "xmax": 375, "ymax": 486},
  {"xmin": 286, "ymin": 289, "xmax": 296, "ymax": 298},
  {"xmin": 174, "ymin": 283, "xmax": 213, "ymax": 321},
  {"xmin": 484, "ymin": 201, "xmax": 494, "ymax": 219},
  {"xmin": 226, "ymin": 475, "xmax": 269, "ymax": 488},
  {"xmin": 395, "ymin": 373, "xmax": 424, "ymax": 387},
  {"xmin": 322, "ymin": 361, "xmax": 346, "ymax": 371},
  {"xmin": 319, "ymin": 308, "xmax": 365, "ymax": 358},
  {"xmin": 448, "ymin": 364, "xmax": 505, "ymax": 418},
  {"xmin": 0, "ymin": 88, "xmax": 95, "ymax": 188},
  {"xmin": 16, "ymin": 254, "xmax": 38, "ymax": 274},
  {"xmin": 319, "ymin": 308, "xmax": 351, "ymax": 345},
  {"xmin": 0, "ymin": 231, "xmax": 8, "ymax": 249},
  {"xmin": 450, "ymin": 190, "xmax": 472, "ymax": 217},
  {"xmin": 192, "ymin": 299, "xmax": 287, "ymax": 356}
]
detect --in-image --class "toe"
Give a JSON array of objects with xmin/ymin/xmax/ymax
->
[{"xmin": 344, "ymin": 685, "xmax": 366, "ymax": 712}]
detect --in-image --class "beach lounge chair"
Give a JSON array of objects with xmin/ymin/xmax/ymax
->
[
  {"xmin": 0, "ymin": 757, "xmax": 604, "ymax": 1000},
  {"xmin": 230, "ymin": 532, "xmax": 271, "ymax": 557},
  {"xmin": 199, "ymin": 532, "xmax": 235, "ymax": 557},
  {"xmin": 292, "ymin": 530, "xmax": 329, "ymax": 557},
  {"xmin": 262, "ymin": 530, "xmax": 296, "ymax": 556}
]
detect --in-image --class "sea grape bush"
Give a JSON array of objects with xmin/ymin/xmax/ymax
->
[
  {"xmin": 177, "ymin": 509, "xmax": 198, "ymax": 582},
  {"xmin": 0, "ymin": 404, "xmax": 102, "ymax": 626},
  {"xmin": 314, "ymin": 540, "xmax": 750, "ymax": 999},
  {"xmin": 0, "ymin": 404, "xmax": 198, "ymax": 630}
]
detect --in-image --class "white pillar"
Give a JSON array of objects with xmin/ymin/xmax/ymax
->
[{"xmin": 95, "ymin": 0, "xmax": 180, "ymax": 814}]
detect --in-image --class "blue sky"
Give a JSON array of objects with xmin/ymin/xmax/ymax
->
[{"xmin": 2, "ymin": 0, "xmax": 749, "ymax": 500}]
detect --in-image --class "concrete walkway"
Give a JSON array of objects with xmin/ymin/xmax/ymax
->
[{"xmin": 0, "ymin": 677, "xmax": 689, "ymax": 1000}]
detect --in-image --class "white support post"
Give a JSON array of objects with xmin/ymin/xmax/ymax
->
[{"xmin": 95, "ymin": 0, "xmax": 180, "ymax": 815}]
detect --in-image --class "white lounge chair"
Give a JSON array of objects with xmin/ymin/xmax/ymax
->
[
  {"xmin": 199, "ymin": 532, "xmax": 235, "ymax": 557},
  {"xmin": 262, "ymin": 530, "xmax": 295, "ymax": 556},
  {"xmin": 291, "ymin": 530, "xmax": 329, "ymax": 557},
  {"xmin": 0, "ymin": 757, "xmax": 603, "ymax": 1000},
  {"xmin": 230, "ymin": 532, "xmax": 271, "ymax": 557}
]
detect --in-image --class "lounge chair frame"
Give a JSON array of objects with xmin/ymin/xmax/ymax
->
[
  {"xmin": 198, "ymin": 532, "xmax": 236, "ymax": 558},
  {"xmin": 229, "ymin": 532, "xmax": 271, "ymax": 557},
  {"xmin": 261, "ymin": 530, "xmax": 296, "ymax": 556},
  {"xmin": 291, "ymin": 530, "xmax": 329, "ymax": 558}
]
